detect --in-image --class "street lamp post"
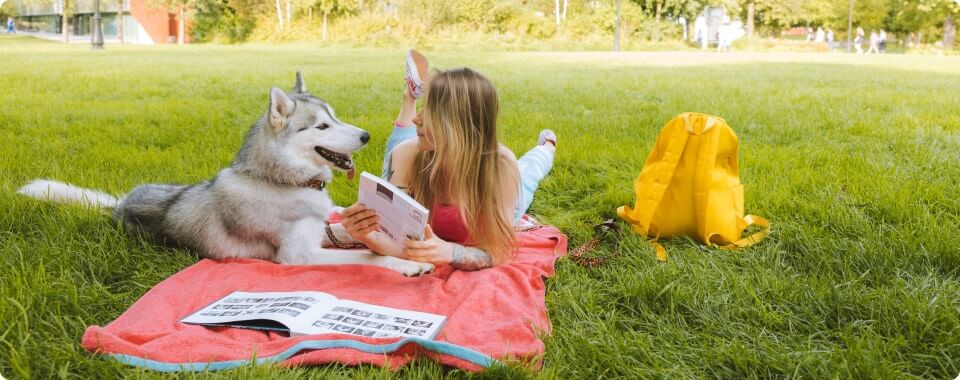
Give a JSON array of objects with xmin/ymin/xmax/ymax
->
[
  {"xmin": 613, "ymin": 0, "xmax": 621, "ymax": 51},
  {"xmin": 846, "ymin": 0, "xmax": 853, "ymax": 53},
  {"xmin": 91, "ymin": 0, "xmax": 104, "ymax": 49}
]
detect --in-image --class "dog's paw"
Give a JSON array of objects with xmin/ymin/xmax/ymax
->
[{"xmin": 378, "ymin": 256, "xmax": 434, "ymax": 276}]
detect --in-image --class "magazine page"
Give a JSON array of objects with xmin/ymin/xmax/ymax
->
[
  {"xmin": 180, "ymin": 291, "xmax": 337, "ymax": 332},
  {"xmin": 357, "ymin": 171, "xmax": 429, "ymax": 245},
  {"xmin": 294, "ymin": 299, "xmax": 445, "ymax": 339}
]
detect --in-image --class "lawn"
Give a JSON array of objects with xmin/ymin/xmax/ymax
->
[{"xmin": 1, "ymin": 35, "xmax": 958, "ymax": 379}]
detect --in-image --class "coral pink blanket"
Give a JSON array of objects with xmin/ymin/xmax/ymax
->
[{"xmin": 81, "ymin": 226, "xmax": 567, "ymax": 372}]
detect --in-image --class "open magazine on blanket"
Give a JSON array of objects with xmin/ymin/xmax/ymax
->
[
  {"xmin": 357, "ymin": 171, "xmax": 429, "ymax": 244},
  {"xmin": 180, "ymin": 291, "xmax": 446, "ymax": 339}
]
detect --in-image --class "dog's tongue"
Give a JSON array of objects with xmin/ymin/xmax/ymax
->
[{"xmin": 347, "ymin": 168, "xmax": 355, "ymax": 181}]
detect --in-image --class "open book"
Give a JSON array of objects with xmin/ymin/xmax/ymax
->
[
  {"xmin": 357, "ymin": 171, "xmax": 429, "ymax": 244},
  {"xmin": 180, "ymin": 291, "xmax": 446, "ymax": 339}
]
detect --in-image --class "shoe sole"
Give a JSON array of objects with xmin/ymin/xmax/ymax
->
[{"xmin": 406, "ymin": 50, "xmax": 430, "ymax": 99}]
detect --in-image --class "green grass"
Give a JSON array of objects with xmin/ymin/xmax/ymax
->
[{"xmin": 1, "ymin": 35, "xmax": 959, "ymax": 379}]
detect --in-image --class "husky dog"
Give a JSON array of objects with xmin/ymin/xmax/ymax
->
[{"xmin": 18, "ymin": 72, "xmax": 434, "ymax": 276}]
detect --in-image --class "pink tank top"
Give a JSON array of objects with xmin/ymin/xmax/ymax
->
[{"xmin": 430, "ymin": 204, "xmax": 472, "ymax": 245}]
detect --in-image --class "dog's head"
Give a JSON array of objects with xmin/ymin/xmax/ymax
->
[{"xmin": 266, "ymin": 72, "xmax": 369, "ymax": 180}]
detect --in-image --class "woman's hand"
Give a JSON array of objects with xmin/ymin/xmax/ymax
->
[
  {"xmin": 403, "ymin": 225, "xmax": 453, "ymax": 265},
  {"xmin": 341, "ymin": 203, "xmax": 380, "ymax": 243}
]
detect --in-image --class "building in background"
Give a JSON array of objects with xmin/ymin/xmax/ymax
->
[{"xmin": 12, "ymin": 0, "xmax": 189, "ymax": 44}]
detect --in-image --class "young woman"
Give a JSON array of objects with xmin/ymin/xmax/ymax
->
[{"xmin": 333, "ymin": 67, "xmax": 557, "ymax": 271}]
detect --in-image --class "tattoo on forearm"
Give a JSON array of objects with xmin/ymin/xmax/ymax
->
[{"xmin": 450, "ymin": 244, "xmax": 493, "ymax": 271}]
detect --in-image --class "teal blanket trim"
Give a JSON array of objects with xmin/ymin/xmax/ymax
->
[{"xmin": 107, "ymin": 337, "xmax": 495, "ymax": 372}]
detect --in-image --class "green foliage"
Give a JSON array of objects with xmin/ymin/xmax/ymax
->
[
  {"xmin": 890, "ymin": 0, "xmax": 960, "ymax": 32},
  {"xmin": 400, "ymin": 0, "xmax": 458, "ymax": 31},
  {"xmin": 316, "ymin": 0, "xmax": 357, "ymax": 17},
  {"xmin": 0, "ymin": 1, "xmax": 18, "ymax": 20},
  {"xmin": 192, "ymin": 0, "xmax": 269, "ymax": 42},
  {"xmin": 180, "ymin": 0, "xmax": 960, "ymax": 47}
]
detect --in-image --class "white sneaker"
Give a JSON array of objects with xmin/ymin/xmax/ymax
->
[
  {"xmin": 537, "ymin": 129, "xmax": 557, "ymax": 147},
  {"xmin": 405, "ymin": 49, "xmax": 430, "ymax": 99}
]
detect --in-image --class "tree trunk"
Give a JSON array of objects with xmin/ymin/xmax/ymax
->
[
  {"xmin": 177, "ymin": 5, "xmax": 185, "ymax": 44},
  {"xmin": 285, "ymin": 0, "xmax": 290, "ymax": 27},
  {"xmin": 687, "ymin": 17, "xmax": 695, "ymax": 42},
  {"xmin": 945, "ymin": 13, "xmax": 956, "ymax": 50},
  {"xmin": 562, "ymin": 0, "xmax": 567, "ymax": 20},
  {"xmin": 275, "ymin": 0, "xmax": 284, "ymax": 30},
  {"xmin": 655, "ymin": 1, "xmax": 661, "ymax": 22},
  {"xmin": 322, "ymin": 12, "xmax": 327, "ymax": 40},
  {"xmin": 746, "ymin": 2, "xmax": 755, "ymax": 39},
  {"xmin": 554, "ymin": 0, "xmax": 560, "ymax": 26},
  {"xmin": 308, "ymin": 6, "xmax": 312, "ymax": 24},
  {"xmin": 117, "ymin": 0, "xmax": 124, "ymax": 44},
  {"xmin": 62, "ymin": 0, "xmax": 69, "ymax": 42}
]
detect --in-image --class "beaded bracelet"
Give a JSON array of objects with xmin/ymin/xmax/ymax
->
[{"xmin": 325, "ymin": 223, "xmax": 365, "ymax": 249}]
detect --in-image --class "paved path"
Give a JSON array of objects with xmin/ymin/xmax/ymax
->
[{"xmin": 12, "ymin": 30, "xmax": 122, "ymax": 44}]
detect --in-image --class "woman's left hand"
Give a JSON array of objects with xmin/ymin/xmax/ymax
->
[{"xmin": 403, "ymin": 225, "xmax": 453, "ymax": 265}]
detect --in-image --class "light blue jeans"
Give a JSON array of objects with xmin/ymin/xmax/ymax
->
[{"xmin": 381, "ymin": 124, "xmax": 555, "ymax": 221}]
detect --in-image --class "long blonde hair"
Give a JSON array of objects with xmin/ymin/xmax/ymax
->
[{"xmin": 409, "ymin": 68, "xmax": 518, "ymax": 262}]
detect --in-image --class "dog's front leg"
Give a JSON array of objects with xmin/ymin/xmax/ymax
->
[{"xmin": 278, "ymin": 219, "xmax": 434, "ymax": 276}]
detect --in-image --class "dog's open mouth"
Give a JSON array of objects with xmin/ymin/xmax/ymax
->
[{"xmin": 314, "ymin": 147, "xmax": 355, "ymax": 179}]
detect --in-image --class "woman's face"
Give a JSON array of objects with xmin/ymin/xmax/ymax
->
[{"xmin": 412, "ymin": 110, "xmax": 435, "ymax": 151}]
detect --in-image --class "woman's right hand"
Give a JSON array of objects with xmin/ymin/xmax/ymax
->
[{"xmin": 341, "ymin": 203, "xmax": 381, "ymax": 242}]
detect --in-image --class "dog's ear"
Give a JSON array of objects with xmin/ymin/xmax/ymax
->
[
  {"xmin": 268, "ymin": 87, "xmax": 295, "ymax": 131},
  {"xmin": 293, "ymin": 71, "xmax": 307, "ymax": 94}
]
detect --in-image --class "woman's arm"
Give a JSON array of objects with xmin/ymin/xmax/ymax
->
[
  {"xmin": 449, "ymin": 243, "xmax": 494, "ymax": 270},
  {"xmin": 498, "ymin": 146, "xmax": 521, "ymax": 225},
  {"xmin": 402, "ymin": 225, "xmax": 495, "ymax": 271}
]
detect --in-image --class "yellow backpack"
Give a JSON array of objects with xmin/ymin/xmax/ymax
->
[{"xmin": 617, "ymin": 112, "xmax": 770, "ymax": 261}]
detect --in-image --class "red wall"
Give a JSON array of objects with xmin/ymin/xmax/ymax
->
[{"xmin": 129, "ymin": 0, "xmax": 191, "ymax": 44}]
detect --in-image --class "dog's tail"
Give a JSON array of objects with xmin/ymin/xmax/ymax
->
[{"xmin": 17, "ymin": 179, "xmax": 120, "ymax": 210}]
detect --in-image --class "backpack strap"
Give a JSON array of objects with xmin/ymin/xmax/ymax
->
[
  {"xmin": 648, "ymin": 235, "xmax": 669, "ymax": 262},
  {"xmin": 716, "ymin": 215, "xmax": 770, "ymax": 250}
]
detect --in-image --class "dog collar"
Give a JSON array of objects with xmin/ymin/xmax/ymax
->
[{"xmin": 301, "ymin": 177, "xmax": 326, "ymax": 191}]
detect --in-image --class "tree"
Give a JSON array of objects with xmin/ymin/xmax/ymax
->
[
  {"xmin": 314, "ymin": 0, "xmax": 354, "ymax": 40},
  {"xmin": 743, "ymin": 0, "xmax": 803, "ymax": 33},
  {"xmin": 657, "ymin": 0, "xmax": 709, "ymax": 42},
  {"xmin": 896, "ymin": 0, "xmax": 959, "ymax": 48},
  {"xmin": 275, "ymin": 0, "xmax": 283, "ymax": 29},
  {"xmin": 555, "ymin": 0, "xmax": 560, "ymax": 25}
]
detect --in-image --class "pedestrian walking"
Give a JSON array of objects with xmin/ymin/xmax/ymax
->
[{"xmin": 867, "ymin": 30, "xmax": 880, "ymax": 54}]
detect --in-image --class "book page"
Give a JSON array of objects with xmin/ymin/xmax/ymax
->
[
  {"xmin": 294, "ymin": 299, "xmax": 446, "ymax": 339},
  {"xmin": 180, "ymin": 291, "xmax": 337, "ymax": 332},
  {"xmin": 357, "ymin": 171, "xmax": 428, "ymax": 245}
]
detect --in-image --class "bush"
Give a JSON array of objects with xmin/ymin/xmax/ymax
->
[{"xmin": 192, "ymin": 0, "xmax": 266, "ymax": 43}]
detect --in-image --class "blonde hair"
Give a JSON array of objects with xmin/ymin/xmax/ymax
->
[{"xmin": 409, "ymin": 68, "xmax": 518, "ymax": 263}]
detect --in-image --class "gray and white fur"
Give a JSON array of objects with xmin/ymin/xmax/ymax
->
[{"xmin": 18, "ymin": 72, "xmax": 434, "ymax": 276}]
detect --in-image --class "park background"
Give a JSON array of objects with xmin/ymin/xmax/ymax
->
[
  {"xmin": 1, "ymin": 0, "xmax": 958, "ymax": 51},
  {"xmin": 1, "ymin": 0, "xmax": 959, "ymax": 379}
]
